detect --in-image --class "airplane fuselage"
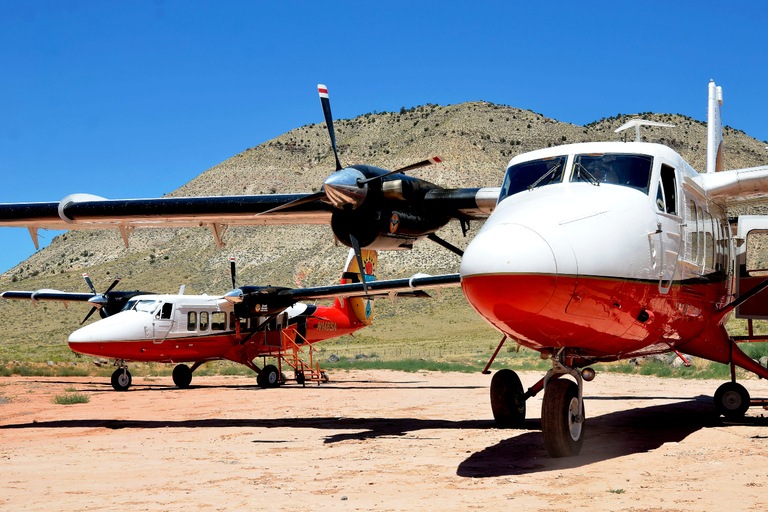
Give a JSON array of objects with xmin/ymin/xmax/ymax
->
[
  {"xmin": 461, "ymin": 142, "xmax": 735, "ymax": 364},
  {"xmin": 68, "ymin": 294, "xmax": 364, "ymax": 364}
]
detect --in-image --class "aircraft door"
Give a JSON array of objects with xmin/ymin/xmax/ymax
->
[
  {"xmin": 655, "ymin": 164, "xmax": 681, "ymax": 293},
  {"xmin": 735, "ymin": 216, "xmax": 768, "ymax": 320},
  {"xmin": 152, "ymin": 302, "xmax": 174, "ymax": 343}
]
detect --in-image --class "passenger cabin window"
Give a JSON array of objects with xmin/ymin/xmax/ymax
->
[
  {"xmin": 498, "ymin": 156, "xmax": 568, "ymax": 202},
  {"xmin": 658, "ymin": 164, "xmax": 677, "ymax": 215},
  {"xmin": 211, "ymin": 312, "xmax": 226, "ymax": 331},
  {"xmin": 705, "ymin": 212, "xmax": 715, "ymax": 270},
  {"xmin": 187, "ymin": 312, "xmax": 197, "ymax": 331},
  {"xmin": 199, "ymin": 312, "xmax": 209, "ymax": 331},
  {"xmin": 689, "ymin": 201, "xmax": 699, "ymax": 263},
  {"xmin": 160, "ymin": 302, "xmax": 173, "ymax": 320},
  {"xmin": 697, "ymin": 206, "xmax": 705, "ymax": 265},
  {"xmin": 569, "ymin": 154, "xmax": 653, "ymax": 193}
]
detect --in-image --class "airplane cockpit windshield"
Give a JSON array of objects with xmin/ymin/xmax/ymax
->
[
  {"xmin": 498, "ymin": 156, "xmax": 568, "ymax": 203},
  {"xmin": 121, "ymin": 299, "xmax": 160, "ymax": 314},
  {"xmin": 569, "ymin": 154, "xmax": 653, "ymax": 193}
]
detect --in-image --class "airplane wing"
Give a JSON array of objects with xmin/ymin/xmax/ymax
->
[
  {"xmin": 0, "ymin": 188, "xmax": 498, "ymax": 250},
  {"xmin": 279, "ymin": 273, "xmax": 462, "ymax": 301},
  {"xmin": 696, "ymin": 165, "xmax": 768, "ymax": 207},
  {"xmin": 0, "ymin": 289, "xmax": 95, "ymax": 302}
]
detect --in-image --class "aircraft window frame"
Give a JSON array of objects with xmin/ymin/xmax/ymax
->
[
  {"xmin": 568, "ymin": 153, "xmax": 654, "ymax": 194},
  {"xmin": 134, "ymin": 300, "xmax": 159, "ymax": 314},
  {"xmin": 199, "ymin": 311, "xmax": 209, "ymax": 331},
  {"xmin": 689, "ymin": 201, "xmax": 699, "ymax": 264},
  {"xmin": 187, "ymin": 311, "xmax": 197, "ymax": 331},
  {"xmin": 697, "ymin": 206, "xmax": 705, "ymax": 265},
  {"xmin": 159, "ymin": 302, "xmax": 174, "ymax": 320},
  {"xmin": 498, "ymin": 155, "xmax": 568, "ymax": 202},
  {"xmin": 211, "ymin": 311, "xmax": 227, "ymax": 331},
  {"xmin": 659, "ymin": 164, "xmax": 677, "ymax": 215},
  {"xmin": 705, "ymin": 212, "xmax": 715, "ymax": 270}
]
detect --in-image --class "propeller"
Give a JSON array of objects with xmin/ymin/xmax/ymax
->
[
  {"xmin": 349, "ymin": 234, "xmax": 369, "ymax": 296},
  {"xmin": 318, "ymin": 84, "xmax": 343, "ymax": 172},
  {"xmin": 230, "ymin": 257, "xmax": 237, "ymax": 289},
  {"xmin": 81, "ymin": 274, "xmax": 122, "ymax": 324},
  {"xmin": 252, "ymin": 85, "xmax": 442, "ymax": 218}
]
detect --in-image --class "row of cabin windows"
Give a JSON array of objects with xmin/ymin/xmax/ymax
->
[{"xmin": 185, "ymin": 311, "xmax": 237, "ymax": 332}]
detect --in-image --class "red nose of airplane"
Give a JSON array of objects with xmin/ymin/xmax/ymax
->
[{"xmin": 460, "ymin": 223, "xmax": 566, "ymax": 328}]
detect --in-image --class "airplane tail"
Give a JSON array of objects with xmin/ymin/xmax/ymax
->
[
  {"xmin": 335, "ymin": 248, "xmax": 377, "ymax": 325},
  {"xmin": 706, "ymin": 80, "xmax": 724, "ymax": 173}
]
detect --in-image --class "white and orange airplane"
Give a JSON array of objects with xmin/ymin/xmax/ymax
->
[
  {"xmin": 1, "ymin": 81, "xmax": 768, "ymax": 457},
  {"xmin": 2, "ymin": 250, "xmax": 459, "ymax": 391}
]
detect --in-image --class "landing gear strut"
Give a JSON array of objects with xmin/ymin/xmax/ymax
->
[{"xmin": 111, "ymin": 361, "xmax": 132, "ymax": 391}]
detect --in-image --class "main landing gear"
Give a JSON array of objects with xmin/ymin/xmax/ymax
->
[{"xmin": 490, "ymin": 350, "xmax": 592, "ymax": 458}]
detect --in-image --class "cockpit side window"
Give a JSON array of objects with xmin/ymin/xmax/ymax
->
[
  {"xmin": 659, "ymin": 164, "xmax": 677, "ymax": 215},
  {"xmin": 160, "ymin": 302, "xmax": 173, "ymax": 320},
  {"xmin": 498, "ymin": 156, "xmax": 568, "ymax": 203},
  {"xmin": 569, "ymin": 154, "xmax": 653, "ymax": 193},
  {"xmin": 200, "ymin": 312, "xmax": 209, "ymax": 331}
]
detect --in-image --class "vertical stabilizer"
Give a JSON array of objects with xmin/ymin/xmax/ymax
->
[
  {"xmin": 706, "ymin": 80, "xmax": 724, "ymax": 173},
  {"xmin": 336, "ymin": 248, "xmax": 377, "ymax": 325}
]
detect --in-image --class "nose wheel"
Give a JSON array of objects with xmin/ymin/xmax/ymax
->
[
  {"xmin": 111, "ymin": 364, "xmax": 132, "ymax": 391},
  {"xmin": 542, "ymin": 378, "xmax": 585, "ymax": 457}
]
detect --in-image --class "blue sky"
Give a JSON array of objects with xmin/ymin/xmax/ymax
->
[{"xmin": 1, "ymin": 0, "xmax": 767, "ymax": 274}]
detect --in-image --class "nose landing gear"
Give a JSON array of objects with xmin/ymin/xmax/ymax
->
[
  {"xmin": 489, "ymin": 349, "xmax": 589, "ymax": 458},
  {"xmin": 110, "ymin": 361, "xmax": 132, "ymax": 391}
]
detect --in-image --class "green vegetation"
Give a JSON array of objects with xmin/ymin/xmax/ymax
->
[{"xmin": 52, "ymin": 392, "xmax": 90, "ymax": 405}]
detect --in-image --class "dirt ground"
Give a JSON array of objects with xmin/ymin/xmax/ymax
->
[{"xmin": 1, "ymin": 369, "xmax": 768, "ymax": 512}]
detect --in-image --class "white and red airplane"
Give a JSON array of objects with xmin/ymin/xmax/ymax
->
[
  {"xmin": 2, "ymin": 250, "xmax": 459, "ymax": 391},
  {"xmin": 1, "ymin": 81, "xmax": 768, "ymax": 457}
]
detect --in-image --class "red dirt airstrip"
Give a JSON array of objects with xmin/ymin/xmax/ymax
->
[{"xmin": 1, "ymin": 370, "xmax": 768, "ymax": 511}]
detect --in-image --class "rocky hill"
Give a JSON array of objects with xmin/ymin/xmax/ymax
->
[{"xmin": 1, "ymin": 101, "xmax": 767, "ymax": 358}]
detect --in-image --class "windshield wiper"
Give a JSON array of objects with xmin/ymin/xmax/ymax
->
[
  {"xmin": 527, "ymin": 162, "xmax": 562, "ymax": 191},
  {"xmin": 574, "ymin": 162, "xmax": 600, "ymax": 186}
]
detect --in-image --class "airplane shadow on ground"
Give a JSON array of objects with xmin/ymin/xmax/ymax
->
[
  {"xmin": 3, "ymin": 392, "xmax": 767, "ymax": 476},
  {"xmin": 17, "ymin": 378, "xmax": 481, "ymax": 392}
]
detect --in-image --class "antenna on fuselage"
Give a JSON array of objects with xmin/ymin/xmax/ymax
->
[{"xmin": 615, "ymin": 119, "xmax": 675, "ymax": 142}]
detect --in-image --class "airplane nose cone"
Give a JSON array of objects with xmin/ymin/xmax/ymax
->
[
  {"xmin": 323, "ymin": 167, "xmax": 368, "ymax": 209},
  {"xmin": 460, "ymin": 223, "xmax": 560, "ymax": 322}
]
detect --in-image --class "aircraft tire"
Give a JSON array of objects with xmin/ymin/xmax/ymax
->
[
  {"xmin": 490, "ymin": 369, "xmax": 526, "ymax": 428},
  {"xmin": 260, "ymin": 365, "xmax": 280, "ymax": 388},
  {"xmin": 541, "ymin": 379, "xmax": 584, "ymax": 457},
  {"xmin": 111, "ymin": 368, "xmax": 132, "ymax": 392},
  {"xmin": 172, "ymin": 364, "xmax": 193, "ymax": 389},
  {"xmin": 296, "ymin": 371, "xmax": 306, "ymax": 386},
  {"xmin": 714, "ymin": 382, "xmax": 750, "ymax": 419}
]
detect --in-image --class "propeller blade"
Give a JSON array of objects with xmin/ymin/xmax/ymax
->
[
  {"xmin": 356, "ymin": 156, "xmax": 443, "ymax": 186},
  {"xmin": 349, "ymin": 234, "xmax": 368, "ymax": 296},
  {"xmin": 394, "ymin": 156, "xmax": 443, "ymax": 174},
  {"xmin": 230, "ymin": 257, "xmax": 237, "ymax": 289},
  {"xmin": 104, "ymin": 277, "xmax": 122, "ymax": 294},
  {"xmin": 250, "ymin": 191, "xmax": 327, "ymax": 218},
  {"xmin": 82, "ymin": 273, "xmax": 97, "ymax": 295},
  {"xmin": 318, "ymin": 84, "xmax": 343, "ymax": 171},
  {"xmin": 81, "ymin": 306, "xmax": 98, "ymax": 325}
]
